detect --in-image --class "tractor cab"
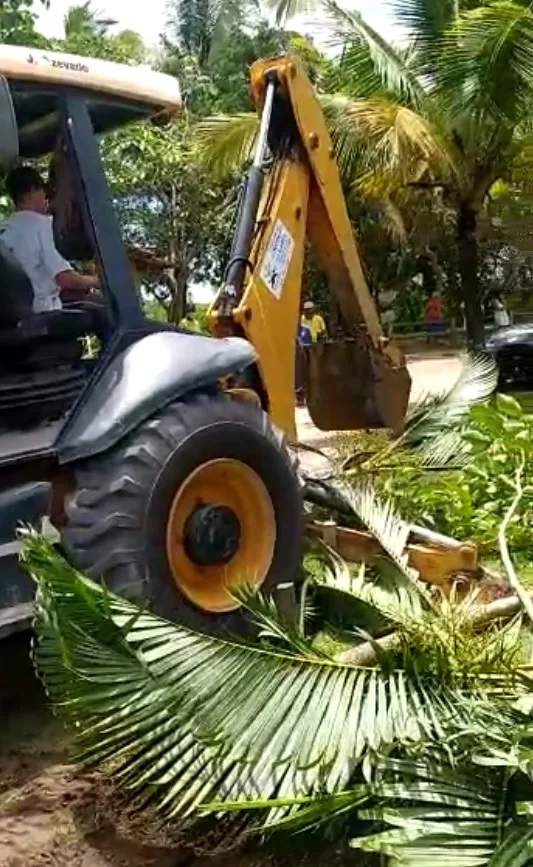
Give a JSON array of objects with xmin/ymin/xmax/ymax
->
[
  {"xmin": 0, "ymin": 45, "xmax": 182, "ymax": 441},
  {"xmin": 0, "ymin": 46, "xmax": 269, "ymax": 641}
]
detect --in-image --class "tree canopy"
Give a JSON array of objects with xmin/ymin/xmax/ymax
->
[{"xmin": 4, "ymin": 0, "xmax": 533, "ymax": 337}]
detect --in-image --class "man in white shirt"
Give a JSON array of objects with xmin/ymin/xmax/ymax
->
[{"xmin": 0, "ymin": 165, "xmax": 111, "ymax": 343}]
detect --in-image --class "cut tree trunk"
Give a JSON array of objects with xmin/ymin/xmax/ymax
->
[{"xmin": 457, "ymin": 204, "xmax": 485, "ymax": 348}]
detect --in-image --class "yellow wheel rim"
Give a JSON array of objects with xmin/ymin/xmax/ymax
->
[{"xmin": 166, "ymin": 458, "xmax": 276, "ymax": 613}]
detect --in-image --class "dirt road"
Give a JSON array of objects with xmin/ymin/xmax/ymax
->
[{"xmin": 0, "ymin": 353, "xmax": 461, "ymax": 867}]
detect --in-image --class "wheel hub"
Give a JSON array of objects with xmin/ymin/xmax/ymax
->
[
  {"xmin": 183, "ymin": 503, "xmax": 241, "ymax": 566},
  {"xmin": 166, "ymin": 457, "xmax": 276, "ymax": 612}
]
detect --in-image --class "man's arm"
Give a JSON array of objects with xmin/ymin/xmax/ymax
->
[
  {"xmin": 56, "ymin": 269, "xmax": 99, "ymax": 295},
  {"xmin": 39, "ymin": 217, "xmax": 99, "ymax": 298}
]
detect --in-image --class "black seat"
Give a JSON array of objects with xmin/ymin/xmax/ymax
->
[{"xmin": 0, "ymin": 239, "xmax": 88, "ymax": 370}]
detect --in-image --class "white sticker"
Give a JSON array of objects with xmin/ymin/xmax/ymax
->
[{"xmin": 259, "ymin": 219, "xmax": 294, "ymax": 300}]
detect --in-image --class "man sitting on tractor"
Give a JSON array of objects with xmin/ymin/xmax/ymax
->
[{"xmin": 0, "ymin": 165, "xmax": 112, "ymax": 344}]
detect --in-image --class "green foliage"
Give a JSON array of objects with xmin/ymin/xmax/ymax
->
[
  {"xmin": 101, "ymin": 119, "xmax": 233, "ymax": 320},
  {"xmin": 199, "ymin": 0, "xmax": 533, "ymax": 342},
  {"xmin": 333, "ymin": 356, "xmax": 532, "ymax": 555},
  {"xmin": 366, "ymin": 394, "xmax": 533, "ymax": 554},
  {"xmin": 163, "ymin": 24, "xmax": 320, "ymax": 116},
  {"xmin": 164, "ymin": 0, "xmax": 260, "ymax": 70},
  {"xmin": 63, "ymin": 2, "xmax": 117, "ymax": 40},
  {"xmin": 23, "ymin": 344, "xmax": 533, "ymax": 861},
  {"xmin": 0, "ymin": 0, "xmax": 48, "ymax": 46},
  {"xmin": 352, "ymin": 749, "xmax": 533, "ymax": 866},
  {"xmin": 27, "ymin": 534, "xmax": 475, "ymax": 825}
]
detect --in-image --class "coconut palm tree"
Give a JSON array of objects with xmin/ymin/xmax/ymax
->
[
  {"xmin": 163, "ymin": 0, "xmax": 260, "ymax": 69},
  {"xmin": 198, "ymin": 0, "xmax": 533, "ymax": 347},
  {"xmin": 63, "ymin": 2, "xmax": 116, "ymax": 41}
]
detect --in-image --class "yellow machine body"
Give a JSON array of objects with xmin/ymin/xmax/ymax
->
[{"xmin": 208, "ymin": 55, "xmax": 411, "ymax": 440}]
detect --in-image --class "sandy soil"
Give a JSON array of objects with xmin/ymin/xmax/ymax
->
[{"xmin": 0, "ymin": 352, "xmax": 460, "ymax": 867}]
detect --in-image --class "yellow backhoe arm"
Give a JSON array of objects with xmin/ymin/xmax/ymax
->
[{"xmin": 209, "ymin": 55, "xmax": 411, "ymax": 440}]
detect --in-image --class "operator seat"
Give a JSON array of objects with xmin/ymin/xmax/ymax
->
[
  {"xmin": 0, "ymin": 240, "xmax": 91, "ymax": 428},
  {"xmin": 0, "ymin": 239, "xmax": 88, "ymax": 369}
]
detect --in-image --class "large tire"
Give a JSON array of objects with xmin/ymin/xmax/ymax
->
[{"xmin": 61, "ymin": 395, "xmax": 303, "ymax": 634}]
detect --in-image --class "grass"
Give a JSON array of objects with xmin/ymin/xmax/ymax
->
[{"xmin": 509, "ymin": 388, "xmax": 533, "ymax": 414}]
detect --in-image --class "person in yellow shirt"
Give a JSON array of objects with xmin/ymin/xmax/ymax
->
[
  {"xmin": 179, "ymin": 305, "xmax": 201, "ymax": 332},
  {"xmin": 301, "ymin": 300, "xmax": 327, "ymax": 342}
]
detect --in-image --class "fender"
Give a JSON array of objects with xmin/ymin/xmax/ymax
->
[{"xmin": 57, "ymin": 331, "xmax": 257, "ymax": 464}]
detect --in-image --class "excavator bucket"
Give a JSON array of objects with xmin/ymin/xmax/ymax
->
[{"xmin": 302, "ymin": 336, "xmax": 411, "ymax": 433}]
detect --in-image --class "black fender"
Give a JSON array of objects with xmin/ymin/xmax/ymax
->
[{"xmin": 57, "ymin": 331, "xmax": 257, "ymax": 464}]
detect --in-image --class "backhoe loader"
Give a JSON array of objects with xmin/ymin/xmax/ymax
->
[{"xmin": 0, "ymin": 46, "xmax": 476, "ymax": 639}]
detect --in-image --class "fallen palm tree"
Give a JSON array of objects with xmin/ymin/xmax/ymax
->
[{"xmin": 23, "ymin": 353, "xmax": 533, "ymax": 865}]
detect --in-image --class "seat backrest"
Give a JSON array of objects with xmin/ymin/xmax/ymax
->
[{"xmin": 0, "ymin": 239, "xmax": 34, "ymax": 329}]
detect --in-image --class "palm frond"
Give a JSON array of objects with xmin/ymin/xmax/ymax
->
[
  {"xmin": 322, "ymin": 94, "xmax": 456, "ymax": 195},
  {"xmin": 262, "ymin": 0, "xmax": 316, "ymax": 26},
  {"xmin": 438, "ymin": 2, "xmax": 533, "ymax": 126},
  {"xmin": 325, "ymin": 41, "xmax": 396, "ymax": 100},
  {"xmin": 232, "ymin": 584, "xmax": 323, "ymax": 658},
  {"xmin": 396, "ymin": 352, "xmax": 498, "ymax": 465},
  {"xmin": 379, "ymin": 195, "xmax": 408, "ymax": 242},
  {"xmin": 392, "ymin": 0, "xmax": 460, "ymax": 56},
  {"xmin": 333, "ymin": 482, "xmax": 420, "ymax": 584},
  {"xmin": 196, "ymin": 89, "xmax": 454, "ymax": 192},
  {"xmin": 317, "ymin": 548, "xmax": 428, "ymax": 640},
  {"xmin": 321, "ymin": 0, "xmax": 428, "ymax": 109},
  {"xmin": 196, "ymin": 113, "xmax": 258, "ymax": 179},
  {"xmin": 27, "ymin": 534, "xmax": 471, "ymax": 823},
  {"xmin": 489, "ymin": 826, "xmax": 533, "ymax": 867},
  {"xmin": 351, "ymin": 753, "xmax": 533, "ymax": 867}
]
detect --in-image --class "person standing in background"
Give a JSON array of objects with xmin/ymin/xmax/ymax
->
[
  {"xmin": 295, "ymin": 321, "xmax": 312, "ymax": 407},
  {"xmin": 301, "ymin": 300, "xmax": 327, "ymax": 342},
  {"xmin": 492, "ymin": 293, "xmax": 511, "ymax": 328},
  {"xmin": 179, "ymin": 304, "xmax": 201, "ymax": 332},
  {"xmin": 424, "ymin": 290, "xmax": 445, "ymax": 344}
]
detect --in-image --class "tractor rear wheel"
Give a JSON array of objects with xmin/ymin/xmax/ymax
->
[{"xmin": 61, "ymin": 394, "xmax": 302, "ymax": 634}]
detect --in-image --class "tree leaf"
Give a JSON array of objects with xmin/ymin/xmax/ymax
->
[{"xmin": 27, "ymin": 534, "xmax": 470, "ymax": 825}]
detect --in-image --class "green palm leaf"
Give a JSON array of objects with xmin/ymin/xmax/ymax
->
[
  {"xmin": 351, "ymin": 753, "xmax": 533, "ymax": 867},
  {"xmin": 27, "ymin": 535, "xmax": 470, "ymax": 823},
  {"xmin": 315, "ymin": 545, "xmax": 428, "ymax": 649},
  {"xmin": 489, "ymin": 826, "xmax": 533, "ymax": 866},
  {"xmin": 196, "ymin": 112, "xmax": 258, "ymax": 179},
  {"xmin": 262, "ymin": 0, "xmax": 317, "ymax": 26},
  {"xmin": 326, "ymin": 41, "xmax": 396, "ymax": 100},
  {"xmin": 439, "ymin": 2, "xmax": 533, "ymax": 126},
  {"xmin": 392, "ymin": 0, "xmax": 459, "ymax": 55},
  {"xmin": 321, "ymin": 553, "xmax": 427, "ymax": 621},
  {"xmin": 321, "ymin": 94, "xmax": 456, "ymax": 195},
  {"xmin": 321, "ymin": 0, "xmax": 427, "ymax": 109},
  {"xmin": 335, "ymin": 482, "xmax": 419, "ymax": 583},
  {"xmin": 196, "ymin": 91, "xmax": 453, "ymax": 192},
  {"xmin": 393, "ymin": 352, "xmax": 498, "ymax": 467}
]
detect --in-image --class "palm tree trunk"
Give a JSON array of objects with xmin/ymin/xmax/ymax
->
[{"xmin": 457, "ymin": 204, "xmax": 485, "ymax": 348}]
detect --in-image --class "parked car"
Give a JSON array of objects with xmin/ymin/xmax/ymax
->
[{"xmin": 485, "ymin": 324, "xmax": 533, "ymax": 385}]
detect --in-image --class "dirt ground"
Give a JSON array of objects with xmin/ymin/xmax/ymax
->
[{"xmin": 0, "ymin": 352, "xmax": 461, "ymax": 867}]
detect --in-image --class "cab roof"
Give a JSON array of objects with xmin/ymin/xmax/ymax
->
[{"xmin": 0, "ymin": 44, "xmax": 182, "ymax": 156}]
